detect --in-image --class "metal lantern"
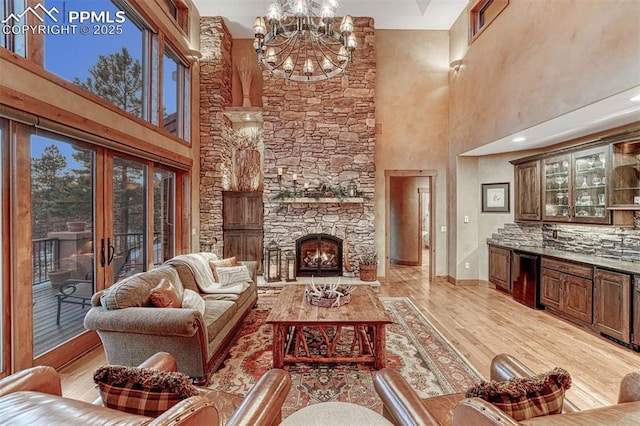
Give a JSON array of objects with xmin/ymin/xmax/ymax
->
[
  {"xmin": 285, "ymin": 250, "xmax": 296, "ymax": 282},
  {"xmin": 265, "ymin": 240, "xmax": 281, "ymax": 282},
  {"xmin": 347, "ymin": 180, "xmax": 357, "ymax": 197}
]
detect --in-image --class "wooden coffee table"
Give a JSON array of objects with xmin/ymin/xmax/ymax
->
[{"xmin": 266, "ymin": 285, "xmax": 392, "ymax": 369}]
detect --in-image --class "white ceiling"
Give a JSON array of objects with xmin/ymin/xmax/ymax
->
[{"xmin": 192, "ymin": 0, "xmax": 470, "ymax": 38}]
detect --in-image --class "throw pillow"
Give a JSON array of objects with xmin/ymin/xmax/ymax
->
[
  {"xmin": 465, "ymin": 367, "xmax": 571, "ymax": 421},
  {"xmin": 215, "ymin": 265, "xmax": 252, "ymax": 288},
  {"xmin": 149, "ymin": 279, "xmax": 181, "ymax": 308},
  {"xmin": 94, "ymin": 365, "xmax": 199, "ymax": 417},
  {"xmin": 208, "ymin": 257, "xmax": 239, "ymax": 281},
  {"xmin": 181, "ymin": 288, "xmax": 206, "ymax": 315}
]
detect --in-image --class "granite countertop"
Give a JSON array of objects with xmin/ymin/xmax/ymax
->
[{"xmin": 488, "ymin": 243, "xmax": 640, "ymax": 275}]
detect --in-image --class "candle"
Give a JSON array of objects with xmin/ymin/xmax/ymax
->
[
  {"xmin": 292, "ymin": 173, "xmax": 298, "ymax": 181},
  {"xmin": 277, "ymin": 167, "xmax": 283, "ymax": 176}
]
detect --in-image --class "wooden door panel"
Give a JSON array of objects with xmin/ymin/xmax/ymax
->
[
  {"xmin": 564, "ymin": 275, "xmax": 593, "ymax": 324},
  {"xmin": 489, "ymin": 246, "xmax": 511, "ymax": 292},
  {"xmin": 541, "ymin": 268, "xmax": 562, "ymax": 310},
  {"xmin": 594, "ymin": 269, "xmax": 630, "ymax": 343},
  {"xmin": 515, "ymin": 161, "xmax": 541, "ymax": 221}
]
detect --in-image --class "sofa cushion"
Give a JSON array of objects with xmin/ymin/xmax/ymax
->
[
  {"xmin": 465, "ymin": 368, "xmax": 571, "ymax": 421},
  {"xmin": 203, "ymin": 299, "xmax": 237, "ymax": 340},
  {"xmin": 94, "ymin": 365, "xmax": 198, "ymax": 417},
  {"xmin": 215, "ymin": 265, "xmax": 252, "ymax": 288},
  {"xmin": 182, "ymin": 289, "xmax": 206, "ymax": 315},
  {"xmin": 101, "ymin": 265, "xmax": 183, "ymax": 310},
  {"xmin": 209, "ymin": 257, "xmax": 239, "ymax": 281},
  {"xmin": 149, "ymin": 279, "xmax": 181, "ymax": 308}
]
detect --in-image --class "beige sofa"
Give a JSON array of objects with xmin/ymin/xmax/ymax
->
[{"xmin": 84, "ymin": 253, "xmax": 257, "ymax": 384}]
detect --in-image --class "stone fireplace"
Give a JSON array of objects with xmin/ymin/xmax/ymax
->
[
  {"xmin": 198, "ymin": 17, "xmax": 377, "ymax": 275},
  {"xmin": 297, "ymin": 233, "xmax": 343, "ymax": 277}
]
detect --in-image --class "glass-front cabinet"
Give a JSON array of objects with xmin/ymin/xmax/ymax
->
[
  {"xmin": 543, "ymin": 146, "xmax": 609, "ymax": 224},
  {"xmin": 611, "ymin": 139, "xmax": 640, "ymax": 208}
]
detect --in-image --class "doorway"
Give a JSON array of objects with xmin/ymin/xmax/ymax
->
[{"xmin": 385, "ymin": 170, "xmax": 436, "ymax": 281}]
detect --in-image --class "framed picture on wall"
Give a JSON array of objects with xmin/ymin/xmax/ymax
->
[{"xmin": 482, "ymin": 183, "xmax": 510, "ymax": 213}]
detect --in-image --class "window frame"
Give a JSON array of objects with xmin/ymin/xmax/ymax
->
[{"xmin": 469, "ymin": 0, "xmax": 509, "ymax": 44}]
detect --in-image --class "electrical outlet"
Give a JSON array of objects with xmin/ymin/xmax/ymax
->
[
  {"xmin": 464, "ymin": 216, "xmax": 469, "ymax": 223},
  {"xmin": 440, "ymin": 226, "xmax": 447, "ymax": 232},
  {"xmin": 464, "ymin": 262, "xmax": 470, "ymax": 269}
]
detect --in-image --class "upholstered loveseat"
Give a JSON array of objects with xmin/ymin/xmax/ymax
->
[{"xmin": 84, "ymin": 253, "xmax": 257, "ymax": 384}]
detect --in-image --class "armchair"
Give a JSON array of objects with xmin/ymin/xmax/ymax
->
[
  {"xmin": 374, "ymin": 354, "xmax": 640, "ymax": 425},
  {"xmin": 0, "ymin": 352, "xmax": 291, "ymax": 426}
]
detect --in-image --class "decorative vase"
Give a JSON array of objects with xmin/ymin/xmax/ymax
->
[{"xmin": 359, "ymin": 264, "xmax": 378, "ymax": 282}]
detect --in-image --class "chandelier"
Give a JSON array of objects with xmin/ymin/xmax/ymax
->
[{"xmin": 253, "ymin": 0, "xmax": 357, "ymax": 82}]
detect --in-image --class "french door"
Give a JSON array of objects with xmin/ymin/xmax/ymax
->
[{"xmin": 25, "ymin": 129, "xmax": 179, "ymax": 368}]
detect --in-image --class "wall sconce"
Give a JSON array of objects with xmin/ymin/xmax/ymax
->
[
  {"xmin": 449, "ymin": 59, "xmax": 463, "ymax": 72},
  {"xmin": 187, "ymin": 49, "xmax": 203, "ymax": 62},
  {"xmin": 265, "ymin": 240, "xmax": 281, "ymax": 282},
  {"xmin": 285, "ymin": 250, "xmax": 296, "ymax": 282}
]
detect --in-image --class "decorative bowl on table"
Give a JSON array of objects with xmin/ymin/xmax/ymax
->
[{"xmin": 304, "ymin": 278, "xmax": 353, "ymax": 308}]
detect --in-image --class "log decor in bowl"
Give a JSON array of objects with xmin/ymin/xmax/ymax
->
[{"xmin": 304, "ymin": 277, "xmax": 353, "ymax": 308}]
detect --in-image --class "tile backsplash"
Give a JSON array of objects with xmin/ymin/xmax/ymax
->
[{"xmin": 488, "ymin": 222, "xmax": 640, "ymax": 263}]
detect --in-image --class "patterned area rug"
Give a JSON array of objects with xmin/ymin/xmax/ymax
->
[{"xmin": 208, "ymin": 296, "xmax": 483, "ymax": 418}]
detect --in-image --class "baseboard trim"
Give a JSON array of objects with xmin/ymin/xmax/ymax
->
[
  {"xmin": 446, "ymin": 275, "xmax": 480, "ymax": 286},
  {"xmin": 391, "ymin": 259, "xmax": 420, "ymax": 266}
]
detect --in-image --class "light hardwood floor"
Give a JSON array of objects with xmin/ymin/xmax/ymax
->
[{"xmin": 60, "ymin": 259, "xmax": 640, "ymax": 410}]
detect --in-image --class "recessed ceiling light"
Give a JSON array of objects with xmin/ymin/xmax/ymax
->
[
  {"xmin": 630, "ymin": 94, "xmax": 640, "ymax": 102},
  {"xmin": 512, "ymin": 137, "xmax": 526, "ymax": 142}
]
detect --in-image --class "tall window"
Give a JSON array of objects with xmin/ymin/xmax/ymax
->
[
  {"xmin": 30, "ymin": 133, "xmax": 96, "ymax": 357},
  {"xmin": 153, "ymin": 168, "xmax": 175, "ymax": 265},
  {"xmin": 1, "ymin": 0, "xmax": 27, "ymax": 56},
  {"xmin": 113, "ymin": 157, "xmax": 147, "ymax": 273},
  {"xmin": 0, "ymin": 119, "xmax": 5, "ymax": 371},
  {"xmin": 162, "ymin": 48, "xmax": 190, "ymax": 141},
  {"xmin": 44, "ymin": 0, "xmax": 147, "ymax": 119}
]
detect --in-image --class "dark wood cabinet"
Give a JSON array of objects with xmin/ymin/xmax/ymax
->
[
  {"xmin": 514, "ymin": 161, "xmax": 541, "ymax": 221},
  {"xmin": 223, "ymin": 191, "xmax": 263, "ymax": 272},
  {"xmin": 488, "ymin": 245, "xmax": 511, "ymax": 292},
  {"xmin": 540, "ymin": 268, "xmax": 563, "ymax": 310},
  {"xmin": 541, "ymin": 257, "xmax": 593, "ymax": 326},
  {"xmin": 594, "ymin": 268, "xmax": 631, "ymax": 344}
]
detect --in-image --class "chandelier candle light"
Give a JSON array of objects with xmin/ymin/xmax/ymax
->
[{"xmin": 253, "ymin": 0, "xmax": 357, "ymax": 82}]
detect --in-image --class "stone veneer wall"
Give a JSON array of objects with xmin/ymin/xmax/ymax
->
[
  {"xmin": 262, "ymin": 17, "xmax": 377, "ymax": 270},
  {"xmin": 199, "ymin": 17, "xmax": 232, "ymax": 254},
  {"xmin": 488, "ymin": 222, "xmax": 640, "ymax": 263}
]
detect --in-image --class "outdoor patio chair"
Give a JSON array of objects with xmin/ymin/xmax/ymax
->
[{"xmin": 56, "ymin": 248, "xmax": 132, "ymax": 325}]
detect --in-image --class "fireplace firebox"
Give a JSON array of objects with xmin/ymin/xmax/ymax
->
[{"xmin": 296, "ymin": 233, "xmax": 343, "ymax": 277}]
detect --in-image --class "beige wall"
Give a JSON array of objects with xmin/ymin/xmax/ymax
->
[
  {"xmin": 448, "ymin": 0, "xmax": 640, "ymax": 280},
  {"xmin": 375, "ymin": 30, "xmax": 450, "ymax": 279},
  {"xmin": 449, "ymin": 0, "xmax": 640, "ymax": 154}
]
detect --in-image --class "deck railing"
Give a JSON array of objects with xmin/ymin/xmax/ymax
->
[
  {"xmin": 32, "ymin": 237, "xmax": 60, "ymax": 284},
  {"xmin": 32, "ymin": 232, "xmax": 163, "ymax": 285}
]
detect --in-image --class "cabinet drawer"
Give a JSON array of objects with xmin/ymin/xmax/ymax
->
[{"xmin": 541, "ymin": 257, "xmax": 593, "ymax": 279}]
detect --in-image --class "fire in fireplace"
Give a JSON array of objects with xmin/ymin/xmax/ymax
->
[{"xmin": 296, "ymin": 233, "xmax": 343, "ymax": 277}]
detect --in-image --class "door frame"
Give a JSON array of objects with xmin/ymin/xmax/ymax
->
[{"xmin": 384, "ymin": 170, "xmax": 436, "ymax": 282}]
